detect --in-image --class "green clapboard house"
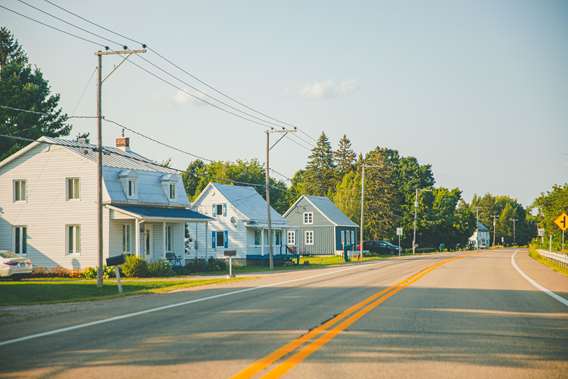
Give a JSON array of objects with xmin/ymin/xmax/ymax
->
[{"xmin": 283, "ymin": 195, "xmax": 359, "ymax": 256}]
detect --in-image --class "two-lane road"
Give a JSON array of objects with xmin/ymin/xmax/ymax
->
[{"xmin": 1, "ymin": 249, "xmax": 567, "ymax": 378}]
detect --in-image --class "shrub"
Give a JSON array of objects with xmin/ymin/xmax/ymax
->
[
  {"xmin": 121, "ymin": 256, "xmax": 149, "ymax": 278},
  {"xmin": 207, "ymin": 257, "xmax": 226, "ymax": 271},
  {"xmin": 31, "ymin": 266, "xmax": 78, "ymax": 278},
  {"xmin": 82, "ymin": 267, "xmax": 98, "ymax": 279},
  {"xmin": 147, "ymin": 260, "xmax": 175, "ymax": 277}
]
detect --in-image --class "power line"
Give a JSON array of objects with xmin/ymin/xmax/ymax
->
[
  {"xmin": 0, "ymin": 4, "xmax": 108, "ymax": 49},
  {"xmin": 71, "ymin": 67, "xmax": 97, "ymax": 115}
]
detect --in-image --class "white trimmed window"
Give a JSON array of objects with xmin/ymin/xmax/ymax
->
[
  {"xmin": 14, "ymin": 226, "xmax": 27, "ymax": 255},
  {"xmin": 13, "ymin": 180, "xmax": 26, "ymax": 202},
  {"xmin": 305, "ymin": 230, "xmax": 314, "ymax": 245},
  {"xmin": 168, "ymin": 182, "xmax": 176, "ymax": 200},
  {"xmin": 287, "ymin": 231, "xmax": 296, "ymax": 245},
  {"xmin": 127, "ymin": 179, "xmax": 137, "ymax": 198},
  {"xmin": 66, "ymin": 225, "xmax": 81, "ymax": 255},
  {"xmin": 66, "ymin": 178, "xmax": 80, "ymax": 200},
  {"xmin": 166, "ymin": 224, "xmax": 174, "ymax": 252},
  {"xmin": 254, "ymin": 230, "xmax": 261, "ymax": 246},
  {"xmin": 303, "ymin": 212, "xmax": 313, "ymax": 225},
  {"xmin": 275, "ymin": 230, "xmax": 282, "ymax": 246},
  {"xmin": 122, "ymin": 224, "xmax": 132, "ymax": 253}
]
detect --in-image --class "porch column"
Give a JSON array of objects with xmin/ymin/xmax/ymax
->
[
  {"xmin": 162, "ymin": 222, "xmax": 167, "ymax": 258},
  {"xmin": 134, "ymin": 218, "xmax": 140, "ymax": 258},
  {"xmin": 205, "ymin": 222, "xmax": 208, "ymax": 259},
  {"xmin": 261, "ymin": 228, "xmax": 265, "ymax": 256}
]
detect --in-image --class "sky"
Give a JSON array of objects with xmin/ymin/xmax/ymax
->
[{"xmin": 3, "ymin": 0, "xmax": 567, "ymax": 206}]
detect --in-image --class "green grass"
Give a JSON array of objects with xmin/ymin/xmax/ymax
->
[
  {"xmin": 0, "ymin": 277, "xmax": 249, "ymax": 306},
  {"xmin": 528, "ymin": 245, "xmax": 568, "ymax": 278}
]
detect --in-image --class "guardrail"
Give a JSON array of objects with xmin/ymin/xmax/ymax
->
[{"xmin": 537, "ymin": 249, "xmax": 568, "ymax": 268}]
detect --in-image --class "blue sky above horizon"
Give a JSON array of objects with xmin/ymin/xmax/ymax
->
[{"xmin": 3, "ymin": 0, "xmax": 567, "ymax": 206}]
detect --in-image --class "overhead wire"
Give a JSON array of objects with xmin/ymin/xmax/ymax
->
[{"xmin": 71, "ymin": 67, "xmax": 97, "ymax": 115}]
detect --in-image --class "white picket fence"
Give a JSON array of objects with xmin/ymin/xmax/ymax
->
[{"xmin": 537, "ymin": 249, "xmax": 568, "ymax": 268}]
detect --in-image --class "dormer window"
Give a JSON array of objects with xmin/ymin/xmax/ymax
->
[
  {"xmin": 128, "ymin": 179, "xmax": 137, "ymax": 198},
  {"xmin": 169, "ymin": 183, "xmax": 176, "ymax": 200},
  {"xmin": 119, "ymin": 170, "xmax": 138, "ymax": 200},
  {"xmin": 161, "ymin": 174, "xmax": 178, "ymax": 202}
]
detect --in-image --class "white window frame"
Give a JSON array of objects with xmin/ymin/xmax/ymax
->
[
  {"xmin": 168, "ymin": 182, "xmax": 176, "ymax": 200},
  {"xmin": 122, "ymin": 224, "xmax": 132, "ymax": 253},
  {"xmin": 305, "ymin": 230, "xmax": 314, "ymax": 245},
  {"xmin": 66, "ymin": 178, "xmax": 80, "ymax": 200},
  {"xmin": 275, "ymin": 230, "xmax": 282, "ymax": 246},
  {"xmin": 66, "ymin": 225, "xmax": 81, "ymax": 255},
  {"xmin": 13, "ymin": 179, "xmax": 26, "ymax": 202},
  {"xmin": 13, "ymin": 226, "xmax": 27, "ymax": 255},
  {"xmin": 287, "ymin": 231, "xmax": 296, "ymax": 246},
  {"xmin": 254, "ymin": 230, "xmax": 261, "ymax": 246},
  {"xmin": 166, "ymin": 224, "xmax": 174, "ymax": 252},
  {"xmin": 127, "ymin": 179, "xmax": 137, "ymax": 198},
  {"xmin": 303, "ymin": 212, "xmax": 313, "ymax": 225}
]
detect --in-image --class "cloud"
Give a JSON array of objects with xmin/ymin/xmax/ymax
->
[
  {"xmin": 299, "ymin": 80, "xmax": 359, "ymax": 99},
  {"xmin": 172, "ymin": 89, "xmax": 206, "ymax": 106}
]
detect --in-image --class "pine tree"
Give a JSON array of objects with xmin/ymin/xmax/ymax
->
[
  {"xmin": 334, "ymin": 134, "xmax": 356, "ymax": 178},
  {"xmin": 0, "ymin": 27, "xmax": 70, "ymax": 160},
  {"xmin": 303, "ymin": 132, "xmax": 336, "ymax": 196}
]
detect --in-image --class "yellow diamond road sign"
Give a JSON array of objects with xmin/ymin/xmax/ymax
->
[{"xmin": 554, "ymin": 213, "xmax": 568, "ymax": 231}]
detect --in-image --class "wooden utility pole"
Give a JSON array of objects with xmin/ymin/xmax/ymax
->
[
  {"xmin": 359, "ymin": 164, "xmax": 365, "ymax": 261},
  {"xmin": 492, "ymin": 214, "xmax": 498, "ymax": 247},
  {"xmin": 95, "ymin": 48, "xmax": 146, "ymax": 287},
  {"xmin": 265, "ymin": 127, "xmax": 296, "ymax": 270}
]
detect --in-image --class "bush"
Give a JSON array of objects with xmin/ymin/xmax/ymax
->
[
  {"xmin": 31, "ymin": 266, "xmax": 80, "ymax": 278},
  {"xmin": 121, "ymin": 256, "xmax": 149, "ymax": 278},
  {"xmin": 82, "ymin": 267, "xmax": 98, "ymax": 279},
  {"xmin": 81, "ymin": 266, "xmax": 121, "ymax": 279},
  {"xmin": 147, "ymin": 260, "xmax": 175, "ymax": 277},
  {"xmin": 178, "ymin": 258, "xmax": 227, "ymax": 274}
]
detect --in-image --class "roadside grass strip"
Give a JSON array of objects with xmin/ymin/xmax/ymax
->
[{"xmin": 232, "ymin": 256, "xmax": 462, "ymax": 379}]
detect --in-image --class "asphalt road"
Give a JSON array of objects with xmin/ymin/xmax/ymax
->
[{"xmin": 0, "ymin": 249, "xmax": 567, "ymax": 378}]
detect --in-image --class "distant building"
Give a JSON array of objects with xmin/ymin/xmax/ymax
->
[
  {"xmin": 0, "ymin": 136, "xmax": 209, "ymax": 270},
  {"xmin": 283, "ymin": 195, "xmax": 359, "ymax": 255},
  {"xmin": 191, "ymin": 182, "xmax": 288, "ymax": 259},
  {"xmin": 469, "ymin": 221, "xmax": 490, "ymax": 248}
]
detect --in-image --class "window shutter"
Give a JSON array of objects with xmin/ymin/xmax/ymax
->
[
  {"xmin": 223, "ymin": 204, "xmax": 227, "ymax": 216},
  {"xmin": 211, "ymin": 231, "xmax": 217, "ymax": 248},
  {"xmin": 223, "ymin": 231, "xmax": 228, "ymax": 248}
]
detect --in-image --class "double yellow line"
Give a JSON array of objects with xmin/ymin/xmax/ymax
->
[{"xmin": 232, "ymin": 256, "xmax": 463, "ymax": 379}]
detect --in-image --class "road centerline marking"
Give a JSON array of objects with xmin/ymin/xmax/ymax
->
[
  {"xmin": 232, "ymin": 256, "xmax": 462, "ymax": 379},
  {"xmin": 511, "ymin": 250, "xmax": 568, "ymax": 307}
]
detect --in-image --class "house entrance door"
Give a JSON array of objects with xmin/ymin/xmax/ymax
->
[{"xmin": 144, "ymin": 225, "xmax": 153, "ymax": 259}]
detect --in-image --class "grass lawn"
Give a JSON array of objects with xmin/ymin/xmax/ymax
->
[{"xmin": 0, "ymin": 277, "xmax": 248, "ymax": 306}]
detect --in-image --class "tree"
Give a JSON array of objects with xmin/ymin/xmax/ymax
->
[
  {"xmin": 531, "ymin": 183, "xmax": 568, "ymax": 249},
  {"xmin": 303, "ymin": 132, "xmax": 336, "ymax": 196},
  {"xmin": 0, "ymin": 28, "xmax": 70, "ymax": 160},
  {"xmin": 333, "ymin": 134, "xmax": 356, "ymax": 178},
  {"xmin": 333, "ymin": 170, "xmax": 361, "ymax": 222}
]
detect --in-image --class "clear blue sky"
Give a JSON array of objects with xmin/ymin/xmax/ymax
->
[{"xmin": 3, "ymin": 0, "xmax": 567, "ymax": 205}]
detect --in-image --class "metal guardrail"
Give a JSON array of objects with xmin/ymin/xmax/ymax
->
[{"xmin": 537, "ymin": 249, "xmax": 568, "ymax": 268}]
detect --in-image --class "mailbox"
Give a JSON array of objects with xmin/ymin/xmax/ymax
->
[
  {"xmin": 106, "ymin": 254, "xmax": 126, "ymax": 266},
  {"xmin": 224, "ymin": 250, "xmax": 237, "ymax": 257}
]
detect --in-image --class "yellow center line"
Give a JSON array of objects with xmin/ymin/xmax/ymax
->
[{"xmin": 232, "ymin": 256, "xmax": 463, "ymax": 379}]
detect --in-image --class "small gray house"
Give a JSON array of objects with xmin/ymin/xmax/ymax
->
[{"xmin": 283, "ymin": 195, "xmax": 359, "ymax": 255}]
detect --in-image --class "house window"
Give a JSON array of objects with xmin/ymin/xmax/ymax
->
[
  {"xmin": 14, "ymin": 226, "xmax": 27, "ymax": 255},
  {"xmin": 287, "ymin": 231, "xmax": 296, "ymax": 245},
  {"xmin": 305, "ymin": 231, "xmax": 314, "ymax": 245},
  {"xmin": 66, "ymin": 225, "xmax": 81, "ymax": 254},
  {"xmin": 166, "ymin": 225, "xmax": 173, "ymax": 252},
  {"xmin": 127, "ymin": 179, "xmax": 137, "ymax": 198},
  {"xmin": 254, "ymin": 230, "xmax": 261, "ymax": 246},
  {"xmin": 13, "ymin": 180, "xmax": 26, "ymax": 201},
  {"xmin": 275, "ymin": 230, "xmax": 282, "ymax": 246},
  {"xmin": 303, "ymin": 212, "xmax": 313, "ymax": 225},
  {"xmin": 66, "ymin": 178, "xmax": 80, "ymax": 200},
  {"xmin": 169, "ymin": 183, "xmax": 176, "ymax": 200},
  {"xmin": 351, "ymin": 231, "xmax": 355, "ymax": 245},
  {"xmin": 122, "ymin": 224, "xmax": 132, "ymax": 253}
]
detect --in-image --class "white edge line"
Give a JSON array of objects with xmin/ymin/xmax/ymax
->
[
  {"xmin": 0, "ymin": 261, "xmax": 386, "ymax": 347},
  {"xmin": 511, "ymin": 250, "xmax": 568, "ymax": 307}
]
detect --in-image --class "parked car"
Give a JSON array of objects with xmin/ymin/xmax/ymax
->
[
  {"xmin": 362, "ymin": 240, "xmax": 400, "ymax": 255},
  {"xmin": 0, "ymin": 251, "xmax": 33, "ymax": 279}
]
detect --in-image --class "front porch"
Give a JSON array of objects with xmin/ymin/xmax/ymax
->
[{"xmin": 107, "ymin": 204, "xmax": 210, "ymax": 264}]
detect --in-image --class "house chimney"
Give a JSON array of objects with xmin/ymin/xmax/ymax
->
[{"xmin": 115, "ymin": 136, "xmax": 130, "ymax": 152}]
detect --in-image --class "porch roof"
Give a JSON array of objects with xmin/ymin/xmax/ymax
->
[{"xmin": 109, "ymin": 204, "xmax": 210, "ymax": 222}]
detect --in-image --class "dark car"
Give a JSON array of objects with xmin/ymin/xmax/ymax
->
[{"xmin": 363, "ymin": 240, "xmax": 400, "ymax": 255}]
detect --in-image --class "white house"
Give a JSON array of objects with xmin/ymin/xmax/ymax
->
[
  {"xmin": 0, "ymin": 136, "xmax": 209, "ymax": 270},
  {"xmin": 469, "ymin": 221, "xmax": 491, "ymax": 248},
  {"xmin": 191, "ymin": 182, "xmax": 288, "ymax": 259}
]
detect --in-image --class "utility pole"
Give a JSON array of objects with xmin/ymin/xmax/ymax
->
[
  {"xmin": 412, "ymin": 188, "xmax": 418, "ymax": 255},
  {"xmin": 492, "ymin": 214, "xmax": 498, "ymax": 247},
  {"xmin": 95, "ymin": 48, "xmax": 146, "ymax": 287},
  {"xmin": 511, "ymin": 218, "xmax": 517, "ymax": 246},
  {"xmin": 265, "ymin": 127, "xmax": 296, "ymax": 270},
  {"xmin": 475, "ymin": 207, "xmax": 479, "ymax": 251}
]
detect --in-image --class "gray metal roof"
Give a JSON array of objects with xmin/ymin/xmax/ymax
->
[
  {"xmin": 212, "ymin": 183, "xmax": 287, "ymax": 225},
  {"xmin": 305, "ymin": 195, "xmax": 358, "ymax": 227},
  {"xmin": 41, "ymin": 137, "xmax": 175, "ymax": 173},
  {"xmin": 477, "ymin": 221, "xmax": 489, "ymax": 232}
]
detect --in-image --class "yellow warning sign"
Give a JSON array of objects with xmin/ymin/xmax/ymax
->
[{"xmin": 554, "ymin": 213, "xmax": 568, "ymax": 231}]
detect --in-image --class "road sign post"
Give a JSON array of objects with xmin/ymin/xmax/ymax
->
[
  {"xmin": 554, "ymin": 213, "xmax": 568, "ymax": 252},
  {"xmin": 396, "ymin": 227, "xmax": 403, "ymax": 256}
]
